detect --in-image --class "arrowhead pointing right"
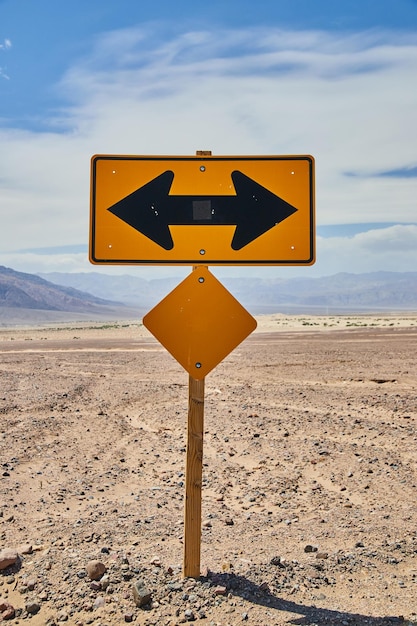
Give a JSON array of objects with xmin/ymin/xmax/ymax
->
[{"xmin": 230, "ymin": 171, "xmax": 298, "ymax": 250}]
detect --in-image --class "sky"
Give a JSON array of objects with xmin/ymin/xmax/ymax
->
[{"xmin": 0, "ymin": 0, "xmax": 416, "ymax": 280}]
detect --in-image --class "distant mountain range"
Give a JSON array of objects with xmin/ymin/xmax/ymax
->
[
  {"xmin": 40, "ymin": 269, "xmax": 417, "ymax": 314},
  {"xmin": 0, "ymin": 265, "xmax": 136, "ymax": 324},
  {"xmin": 1, "ymin": 265, "xmax": 416, "ymax": 325}
]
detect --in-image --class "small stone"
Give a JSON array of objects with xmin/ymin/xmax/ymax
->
[
  {"xmin": 93, "ymin": 596, "xmax": 105, "ymax": 609},
  {"xmin": 184, "ymin": 608, "xmax": 196, "ymax": 621},
  {"xmin": 18, "ymin": 544, "xmax": 33, "ymax": 555},
  {"xmin": 86, "ymin": 560, "xmax": 107, "ymax": 581},
  {"xmin": 0, "ymin": 549, "xmax": 18, "ymax": 570},
  {"xmin": 124, "ymin": 613, "xmax": 134, "ymax": 623},
  {"xmin": 0, "ymin": 600, "xmax": 15, "ymax": 620},
  {"xmin": 224, "ymin": 517, "xmax": 234, "ymax": 526},
  {"xmin": 304, "ymin": 544, "xmax": 318, "ymax": 553},
  {"xmin": 90, "ymin": 581, "xmax": 101, "ymax": 591},
  {"xmin": 132, "ymin": 579, "xmax": 152, "ymax": 607},
  {"xmin": 214, "ymin": 585, "xmax": 227, "ymax": 596},
  {"xmin": 316, "ymin": 552, "xmax": 329, "ymax": 560},
  {"xmin": 25, "ymin": 601, "xmax": 41, "ymax": 615},
  {"xmin": 57, "ymin": 610, "xmax": 69, "ymax": 621},
  {"xmin": 100, "ymin": 574, "xmax": 110, "ymax": 590},
  {"xmin": 2, "ymin": 607, "xmax": 15, "ymax": 620}
]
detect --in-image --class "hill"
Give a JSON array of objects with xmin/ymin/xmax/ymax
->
[{"xmin": 0, "ymin": 266, "xmax": 136, "ymax": 325}]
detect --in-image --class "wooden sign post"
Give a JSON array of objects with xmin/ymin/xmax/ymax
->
[{"xmin": 183, "ymin": 375, "xmax": 205, "ymax": 578}]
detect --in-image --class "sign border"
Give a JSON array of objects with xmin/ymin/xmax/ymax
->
[{"xmin": 90, "ymin": 154, "xmax": 315, "ymax": 266}]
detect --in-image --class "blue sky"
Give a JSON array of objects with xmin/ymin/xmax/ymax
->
[{"xmin": 1, "ymin": 0, "xmax": 416, "ymax": 279}]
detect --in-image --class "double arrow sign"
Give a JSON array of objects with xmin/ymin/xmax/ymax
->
[
  {"xmin": 107, "ymin": 169, "xmax": 298, "ymax": 251},
  {"xmin": 90, "ymin": 155, "xmax": 315, "ymax": 265}
]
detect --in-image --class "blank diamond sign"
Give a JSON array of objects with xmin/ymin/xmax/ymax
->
[{"xmin": 143, "ymin": 266, "xmax": 257, "ymax": 379}]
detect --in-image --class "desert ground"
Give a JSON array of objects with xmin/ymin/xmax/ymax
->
[{"xmin": 0, "ymin": 314, "xmax": 416, "ymax": 625}]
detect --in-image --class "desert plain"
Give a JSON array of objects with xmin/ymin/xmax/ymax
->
[{"xmin": 0, "ymin": 314, "xmax": 416, "ymax": 625}]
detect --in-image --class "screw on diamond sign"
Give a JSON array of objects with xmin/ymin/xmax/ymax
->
[{"xmin": 89, "ymin": 152, "xmax": 315, "ymax": 578}]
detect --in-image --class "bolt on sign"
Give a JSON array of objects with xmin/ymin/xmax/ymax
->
[{"xmin": 90, "ymin": 154, "xmax": 315, "ymax": 266}]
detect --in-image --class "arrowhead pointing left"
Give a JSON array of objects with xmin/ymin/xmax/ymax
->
[
  {"xmin": 230, "ymin": 171, "xmax": 298, "ymax": 250},
  {"xmin": 107, "ymin": 170, "xmax": 175, "ymax": 250}
]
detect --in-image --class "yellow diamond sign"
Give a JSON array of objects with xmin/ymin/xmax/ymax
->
[{"xmin": 143, "ymin": 267, "xmax": 257, "ymax": 379}]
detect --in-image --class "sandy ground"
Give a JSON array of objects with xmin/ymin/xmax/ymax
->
[{"xmin": 0, "ymin": 314, "xmax": 416, "ymax": 625}]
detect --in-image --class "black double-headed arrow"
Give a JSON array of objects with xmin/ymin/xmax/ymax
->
[{"xmin": 107, "ymin": 170, "xmax": 297, "ymax": 251}]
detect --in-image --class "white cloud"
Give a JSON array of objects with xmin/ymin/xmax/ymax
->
[
  {"xmin": 312, "ymin": 225, "xmax": 417, "ymax": 275},
  {"xmin": 0, "ymin": 252, "xmax": 91, "ymax": 274},
  {"xmin": 0, "ymin": 25, "xmax": 416, "ymax": 277}
]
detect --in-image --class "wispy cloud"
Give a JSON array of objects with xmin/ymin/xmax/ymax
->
[
  {"xmin": 0, "ymin": 38, "xmax": 11, "ymax": 50},
  {"xmin": 61, "ymin": 27, "xmax": 417, "ymax": 99},
  {"xmin": 345, "ymin": 166, "xmax": 417, "ymax": 178},
  {"xmin": 0, "ymin": 37, "xmax": 11, "ymax": 79},
  {"xmin": 375, "ymin": 166, "xmax": 417, "ymax": 178}
]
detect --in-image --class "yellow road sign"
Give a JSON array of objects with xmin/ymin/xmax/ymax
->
[
  {"xmin": 90, "ymin": 154, "xmax": 314, "ymax": 266},
  {"xmin": 143, "ymin": 267, "xmax": 257, "ymax": 379}
]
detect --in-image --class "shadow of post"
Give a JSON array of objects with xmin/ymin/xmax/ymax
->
[{"xmin": 205, "ymin": 571, "xmax": 405, "ymax": 625}]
